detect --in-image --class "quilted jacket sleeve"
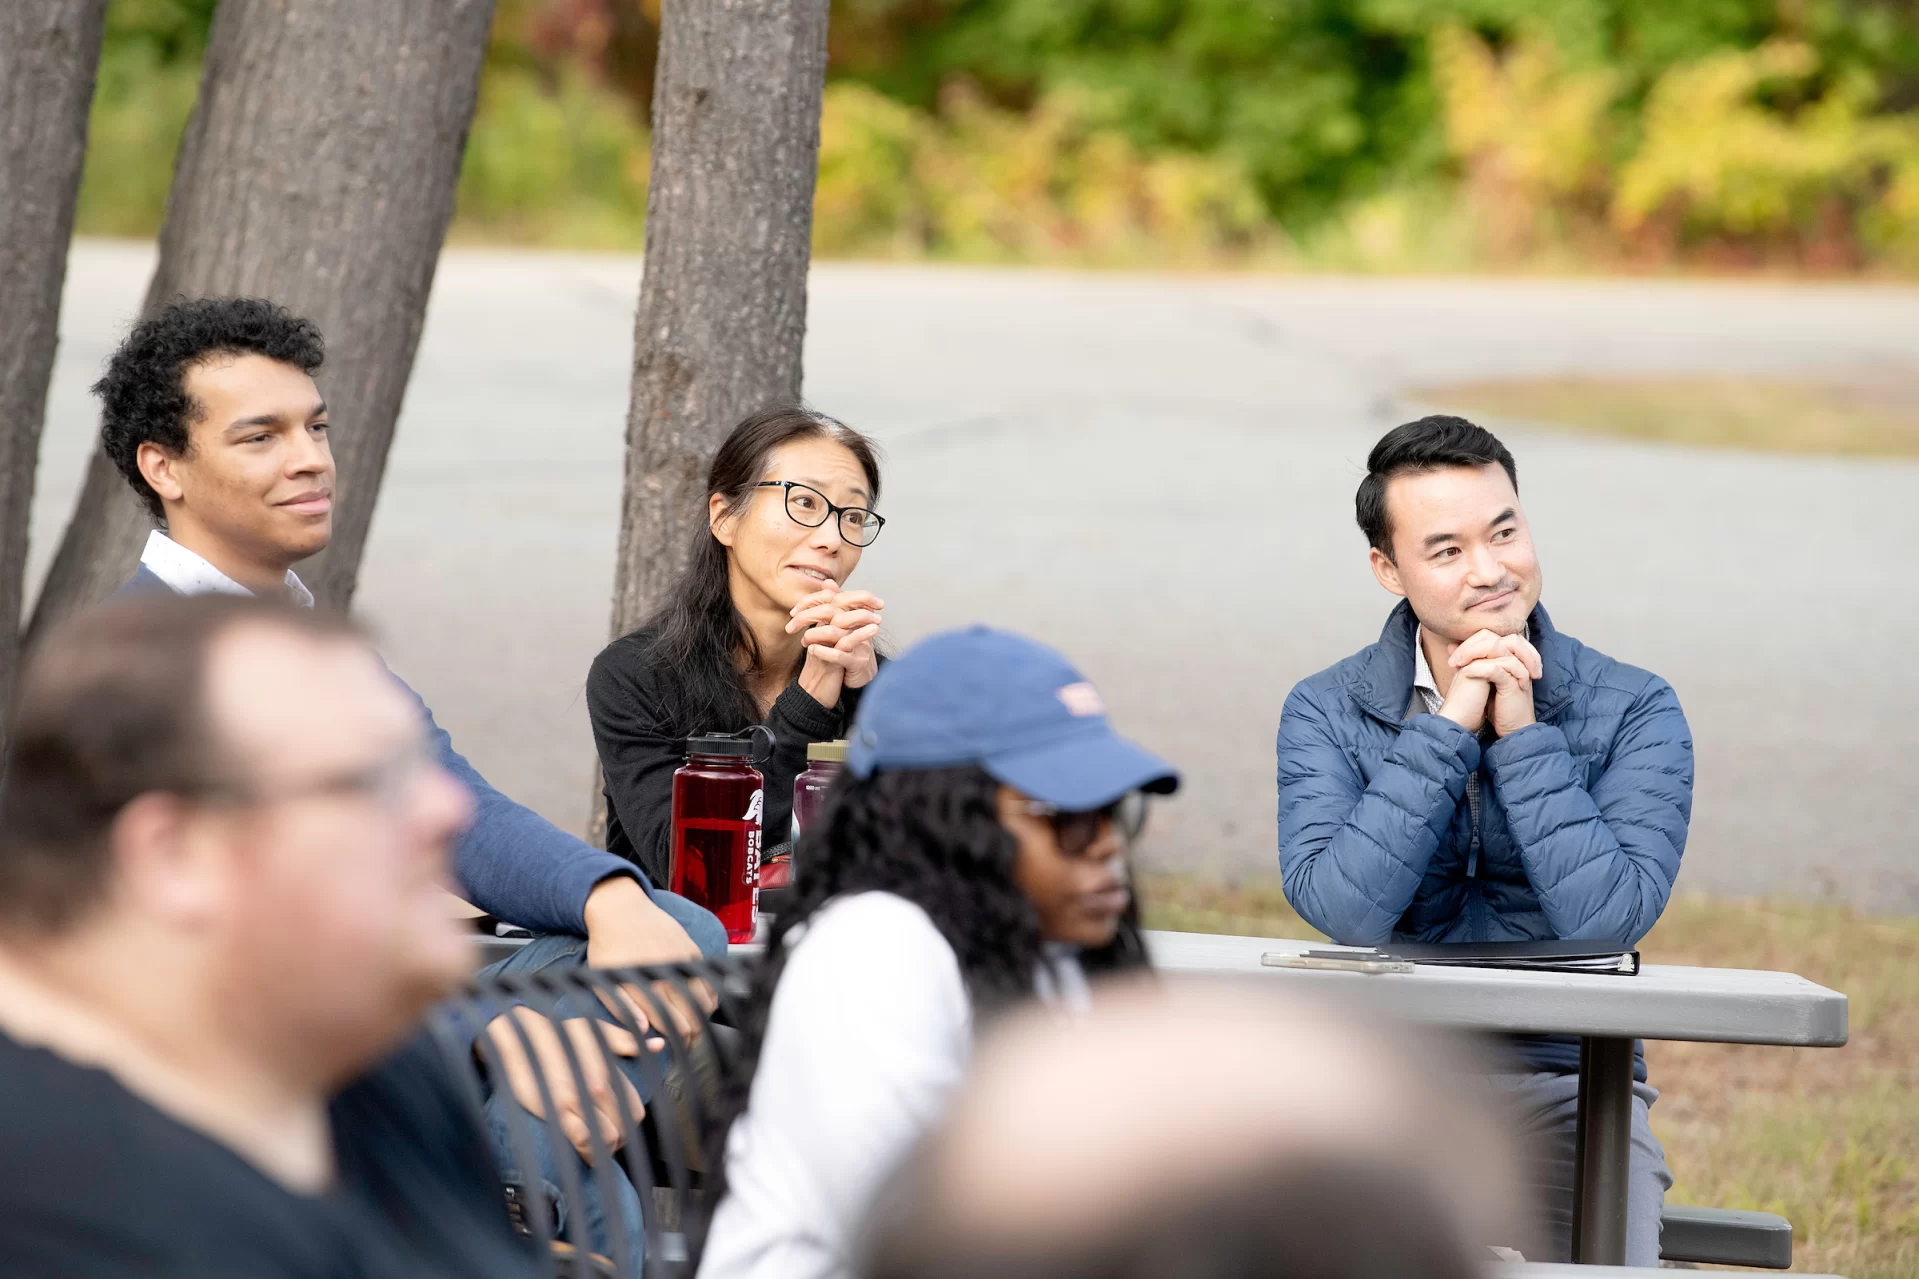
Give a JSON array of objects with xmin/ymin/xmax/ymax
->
[
  {"xmin": 1276, "ymin": 683, "xmax": 1481, "ymax": 945},
  {"xmin": 1483, "ymin": 677, "xmax": 1692, "ymax": 945}
]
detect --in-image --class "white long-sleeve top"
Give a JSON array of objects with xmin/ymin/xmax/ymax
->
[{"xmin": 697, "ymin": 891, "xmax": 1086, "ymax": 1279}]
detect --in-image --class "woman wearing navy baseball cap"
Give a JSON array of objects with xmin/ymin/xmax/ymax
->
[{"xmin": 699, "ymin": 626, "xmax": 1179, "ymax": 1279}]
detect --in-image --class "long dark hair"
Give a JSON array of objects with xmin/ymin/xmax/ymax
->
[
  {"xmin": 704, "ymin": 767, "xmax": 1151, "ymax": 1209},
  {"xmin": 637, "ymin": 405, "xmax": 883, "ymax": 738}
]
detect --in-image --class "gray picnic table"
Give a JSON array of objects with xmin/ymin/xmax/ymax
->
[
  {"xmin": 1496, "ymin": 1259, "xmax": 1842, "ymax": 1267},
  {"xmin": 1146, "ymin": 930, "xmax": 1849, "ymax": 1267},
  {"xmin": 479, "ymin": 922, "xmax": 1847, "ymax": 1267}
]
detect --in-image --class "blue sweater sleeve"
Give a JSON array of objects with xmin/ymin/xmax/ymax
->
[
  {"xmin": 390, "ymin": 670, "xmax": 648, "ymax": 936},
  {"xmin": 1483, "ymin": 677, "xmax": 1692, "ymax": 946},
  {"xmin": 1276, "ymin": 683, "xmax": 1480, "ymax": 945}
]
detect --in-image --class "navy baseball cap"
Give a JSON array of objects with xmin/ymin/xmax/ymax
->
[{"xmin": 845, "ymin": 626, "xmax": 1179, "ymax": 811}]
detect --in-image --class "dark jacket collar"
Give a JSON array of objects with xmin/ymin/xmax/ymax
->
[
  {"xmin": 114, "ymin": 563, "xmax": 181, "ymax": 599},
  {"xmin": 1348, "ymin": 599, "xmax": 1575, "ymax": 725}
]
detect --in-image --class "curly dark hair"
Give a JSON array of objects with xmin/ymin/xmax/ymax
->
[
  {"xmin": 703, "ymin": 766, "xmax": 1151, "ymax": 1222},
  {"xmin": 94, "ymin": 297, "xmax": 325, "ymax": 520}
]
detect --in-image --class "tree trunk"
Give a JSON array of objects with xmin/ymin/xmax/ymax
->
[
  {"xmin": 591, "ymin": 0, "xmax": 827, "ymax": 847},
  {"xmin": 0, "ymin": 1, "xmax": 108, "ymax": 746},
  {"xmin": 27, "ymin": 0, "xmax": 495, "ymax": 642},
  {"xmin": 609, "ymin": 0, "xmax": 830, "ymax": 640}
]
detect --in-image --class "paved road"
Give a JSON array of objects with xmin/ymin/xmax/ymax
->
[{"xmin": 34, "ymin": 243, "xmax": 1919, "ymax": 910}]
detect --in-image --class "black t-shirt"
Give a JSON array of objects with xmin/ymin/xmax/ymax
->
[
  {"xmin": 587, "ymin": 622, "xmax": 868, "ymax": 886},
  {"xmin": 0, "ymin": 1027, "xmax": 540, "ymax": 1279}
]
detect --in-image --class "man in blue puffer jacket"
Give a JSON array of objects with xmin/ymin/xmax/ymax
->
[{"xmin": 1276, "ymin": 415, "xmax": 1692, "ymax": 1266}]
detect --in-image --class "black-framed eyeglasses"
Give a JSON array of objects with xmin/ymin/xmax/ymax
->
[
  {"xmin": 755, "ymin": 481, "xmax": 886, "ymax": 547},
  {"xmin": 1020, "ymin": 791, "xmax": 1150, "ymax": 857}
]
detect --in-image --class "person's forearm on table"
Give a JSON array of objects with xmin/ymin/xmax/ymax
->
[
  {"xmin": 400, "ymin": 667, "xmax": 657, "ymax": 933},
  {"xmin": 452, "ymin": 801, "xmax": 655, "ymax": 934},
  {"xmin": 583, "ymin": 874, "xmax": 685, "ymax": 953}
]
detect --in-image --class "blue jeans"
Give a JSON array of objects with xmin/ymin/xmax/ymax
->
[{"xmin": 478, "ymin": 890, "xmax": 725, "ymax": 1275}]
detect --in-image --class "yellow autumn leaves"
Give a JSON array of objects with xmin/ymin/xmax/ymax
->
[{"xmin": 1433, "ymin": 29, "xmax": 1919, "ymax": 268}]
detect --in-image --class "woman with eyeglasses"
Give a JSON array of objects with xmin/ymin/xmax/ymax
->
[
  {"xmin": 697, "ymin": 626, "xmax": 1179, "ymax": 1279},
  {"xmin": 588, "ymin": 406, "xmax": 888, "ymax": 886}
]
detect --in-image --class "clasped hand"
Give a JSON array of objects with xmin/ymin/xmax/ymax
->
[
  {"xmin": 787, "ymin": 585, "xmax": 883, "ymax": 707},
  {"xmin": 485, "ymin": 1008, "xmax": 648, "ymax": 1159},
  {"xmin": 482, "ymin": 881, "xmax": 718, "ymax": 1159},
  {"xmin": 1437, "ymin": 629, "xmax": 1542, "ymax": 738}
]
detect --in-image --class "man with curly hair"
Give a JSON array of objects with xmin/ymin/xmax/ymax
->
[
  {"xmin": 100, "ymin": 298, "xmax": 339, "ymax": 600},
  {"xmin": 94, "ymin": 297, "xmax": 722, "ymax": 1202}
]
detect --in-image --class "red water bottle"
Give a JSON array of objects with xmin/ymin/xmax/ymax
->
[{"xmin": 670, "ymin": 727, "xmax": 772, "ymax": 944}]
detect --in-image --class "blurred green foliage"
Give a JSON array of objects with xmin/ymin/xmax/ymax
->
[
  {"xmin": 830, "ymin": 0, "xmax": 1919, "ymax": 257},
  {"xmin": 447, "ymin": 0, "xmax": 654, "ymax": 246},
  {"xmin": 73, "ymin": 0, "xmax": 213, "ymax": 236},
  {"xmin": 815, "ymin": 80, "xmax": 1273, "ymax": 261},
  {"xmin": 70, "ymin": 0, "xmax": 1919, "ymax": 269},
  {"xmin": 1613, "ymin": 39, "xmax": 1919, "ymax": 265},
  {"xmin": 453, "ymin": 66, "xmax": 650, "ymax": 247}
]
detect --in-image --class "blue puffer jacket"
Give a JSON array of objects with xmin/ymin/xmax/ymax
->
[{"xmin": 1276, "ymin": 601, "xmax": 1692, "ymax": 949}]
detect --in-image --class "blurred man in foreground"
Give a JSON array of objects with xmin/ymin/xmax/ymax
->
[
  {"xmin": 860, "ymin": 981, "xmax": 1527, "ymax": 1279},
  {"xmin": 0, "ymin": 596, "xmax": 537, "ymax": 1277}
]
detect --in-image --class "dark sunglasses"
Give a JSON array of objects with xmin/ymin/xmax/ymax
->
[{"xmin": 1019, "ymin": 791, "xmax": 1149, "ymax": 857}]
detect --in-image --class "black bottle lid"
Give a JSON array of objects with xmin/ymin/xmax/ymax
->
[
  {"xmin": 685, "ymin": 724, "xmax": 775, "ymax": 763},
  {"xmin": 687, "ymin": 734, "xmax": 753, "ymax": 757}
]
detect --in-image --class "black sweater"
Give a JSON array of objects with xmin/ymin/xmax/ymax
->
[{"xmin": 586, "ymin": 624, "xmax": 867, "ymax": 886}]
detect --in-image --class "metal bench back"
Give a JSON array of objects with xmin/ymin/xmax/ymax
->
[{"xmin": 429, "ymin": 958, "xmax": 750, "ymax": 1279}]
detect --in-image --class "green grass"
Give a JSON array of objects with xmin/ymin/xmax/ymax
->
[
  {"xmin": 1139, "ymin": 876, "xmax": 1919, "ymax": 1278},
  {"xmin": 1414, "ymin": 374, "xmax": 1919, "ymax": 458}
]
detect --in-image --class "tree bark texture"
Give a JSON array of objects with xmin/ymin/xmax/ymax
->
[
  {"xmin": 0, "ymin": 0, "xmax": 108, "ymax": 744},
  {"xmin": 609, "ymin": 0, "xmax": 830, "ymax": 640},
  {"xmin": 27, "ymin": 0, "xmax": 495, "ymax": 641}
]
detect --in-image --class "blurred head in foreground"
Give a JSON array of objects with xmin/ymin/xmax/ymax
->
[
  {"xmin": 861, "ymin": 980, "xmax": 1528, "ymax": 1279},
  {"xmin": 0, "ymin": 595, "xmax": 474, "ymax": 1086}
]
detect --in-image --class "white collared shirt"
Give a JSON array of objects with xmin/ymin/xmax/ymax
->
[
  {"xmin": 1410, "ymin": 625, "xmax": 1444, "ymax": 718},
  {"xmin": 139, "ymin": 530, "xmax": 315, "ymax": 608}
]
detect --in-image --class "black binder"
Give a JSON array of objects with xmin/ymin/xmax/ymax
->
[{"xmin": 1375, "ymin": 939, "xmax": 1640, "ymax": 976}]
